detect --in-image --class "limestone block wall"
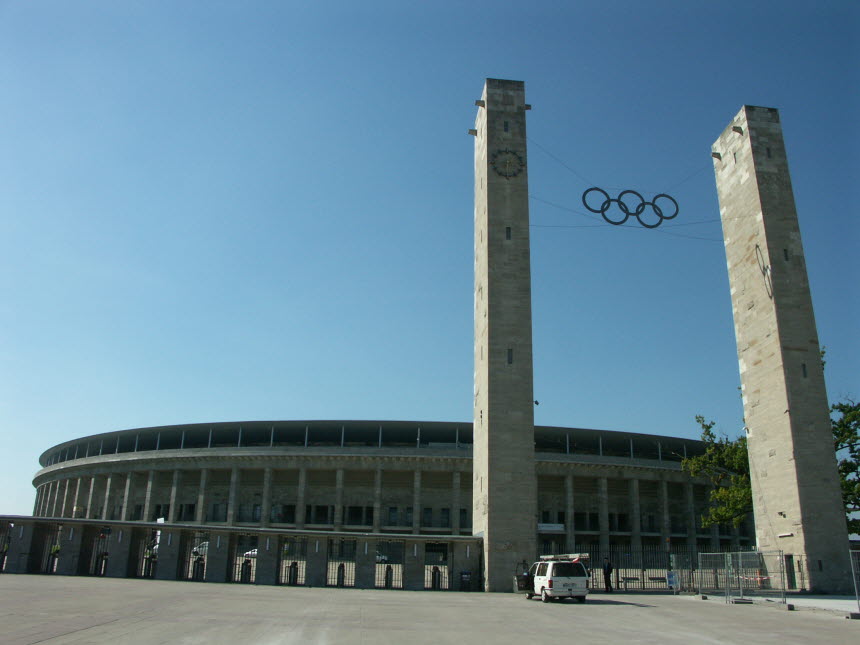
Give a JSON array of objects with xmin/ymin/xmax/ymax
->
[{"xmin": 713, "ymin": 105, "xmax": 850, "ymax": 592}]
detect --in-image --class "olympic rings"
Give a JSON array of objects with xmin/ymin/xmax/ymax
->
[{"xmin": 581, "ymin": 187, "xmax": 679, "ymax": 229}]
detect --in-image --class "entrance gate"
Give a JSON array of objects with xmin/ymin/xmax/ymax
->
[
  {"xmin": 0, "ymin": 522, "xmax": 10, "ymax": 572},
  {"xmin": 424, "ymin": 542, "xmax": 449, "ymax": 590},
  {"xmin": 181, "ymin": 531, "xmax": 209, "ymax": 581},
  {"xmin": 326, "ymin": 538, "xmax": 356, "ymax": 587},
  {"xmin": 229, "ymin": 534, "xmax": 258, "ymax": 584},
  {"xmin": 86, "ymin": 527, "xmax": 110, "ymax": 576},
  {"xmin": 375, "ymin": 540, "xmax": 404, "ymax": 589},
  {"xmin": 133, "ymin": 529, "xmax": 159, "ymax": 578},
  {"xmin": 278, "ymin": 536, "xmax": 307, "ymax": 586},
  {"xmin": 40, "ymin": 524, "xmax": 62, "ymax": 574}
]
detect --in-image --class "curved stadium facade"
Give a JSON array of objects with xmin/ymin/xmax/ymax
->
[
  {"xmin": 34, "ymin": 421, "xmax": 750, "ymax": 540},
  {"xmin": 0, "ymin": 420, "xmax": 755, "ymax": 590}
]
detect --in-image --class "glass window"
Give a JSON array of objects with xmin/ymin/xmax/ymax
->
[{"xmin": 552, "ymin": 562, "xmax": 587, "ymax": 577}]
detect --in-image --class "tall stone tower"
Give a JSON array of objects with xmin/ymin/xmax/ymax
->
[
  {"xmin": 472, "ymin": 79, "xmax": 537, "ymax": 591},
  {"xmin": 712, "ymin": 106, "xmax": 850, "ymax": 592}
]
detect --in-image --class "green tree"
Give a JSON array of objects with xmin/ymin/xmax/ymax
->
[
  {"xmin": 832, "ymin": 399, "xmax": 860, "ymax": 534},
  {"xmin": 681, "ymin": 401, "xmax": 860, "ymax": 533},
  {"xmin": 681, "ymin": 416, "xmax": 752, "ymax": 528}
]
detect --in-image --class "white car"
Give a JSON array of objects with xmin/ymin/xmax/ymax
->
[{"xmin": 524, "ymin": 555, "xmax": 589, "ymax": 603}]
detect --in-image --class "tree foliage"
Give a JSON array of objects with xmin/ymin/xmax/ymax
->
[
  {"xmin": 681, "ymin": 416, "xmax": 752, "ymax": 527},
  {"xmin": 832, "ymin": 399, "xmax": 860, "ymax": 534},
  {"xmin": 682, "ymin": 401, "xmax": 860, "ymax": 533}
]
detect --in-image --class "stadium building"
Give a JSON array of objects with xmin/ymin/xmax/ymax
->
[{"xmin": 4, "ymin": 420, "xmax": 753, "ymax": 589}]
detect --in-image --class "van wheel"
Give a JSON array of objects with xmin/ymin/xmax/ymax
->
[
  {"xmin": 525, "ymin": 593, "xmax": 533, "ymax": 600},
  {"xmin": 541, "ymin": 588, "xmax": 550, "ymax": 603},
  {"xmin": 575, "ymin": 596, "xmax": 586, "ymax": 603}
]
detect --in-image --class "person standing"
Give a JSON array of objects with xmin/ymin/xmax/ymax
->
[{"xmin": 602, "ymin": 557, "xmax": 613, "ymax": 592}]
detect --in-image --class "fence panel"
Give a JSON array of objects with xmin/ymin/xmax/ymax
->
[
  {"xmin": 279, "ymin": 537, "xmax": 307, "ymax": 586},
  {"xmin": 849, "ymin": 550, "xmax": 860, "ymax": 614},
  {"xmin": 698, "ymin": 550, "xmax": 786, "ymax": 603}
]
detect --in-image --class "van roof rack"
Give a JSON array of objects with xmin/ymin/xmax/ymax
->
[{"xmin": 539, "ymin": 553, "xmax": 589, "ymax": 561}]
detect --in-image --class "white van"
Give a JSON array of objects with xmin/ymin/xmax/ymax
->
[{"xmin": 524, "ymin": 554, "xmax": 589, "ymax": 603}]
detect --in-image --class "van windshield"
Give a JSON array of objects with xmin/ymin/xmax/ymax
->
[{"xmin": 552, "ymin": 562, "xmax": 587, "ymax": 577}]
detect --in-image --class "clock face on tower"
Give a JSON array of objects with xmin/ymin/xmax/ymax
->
[{"xmin": 490, "ymin": 149, "xmax": 525, "ymax": 178}]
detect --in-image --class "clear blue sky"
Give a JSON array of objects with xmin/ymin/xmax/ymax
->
[{"xmin": 1, "ymin": 1, "xmax": 857, "ymax": 516}]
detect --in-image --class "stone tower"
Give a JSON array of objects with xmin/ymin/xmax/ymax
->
[
  {"xmin": 712, "ymin": 106, "xmax": 850, "ymax": 592},
  {"xmin": 472, "ymin": 79, "xmax": 537, "ymax": 591}
]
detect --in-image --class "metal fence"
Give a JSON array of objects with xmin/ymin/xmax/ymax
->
[
  {"xmin": 279, "ymin": 536, "xmax": 307, "ymax": 586},
  {"xmin": 850, "ymin": 550, "xmax": 860, "ymax": 614},
  {"xmin": 180, "ymin": 531, "xmax": 209, "ymax": 581},
  {"xmin": 571, "ymin": 544, "xmax": 747, "ymax": 592},
  {"xmin": 697, "ymin": 551, "xmax": 786, "ymax": 603},
  {"xmin": 375, "ymin": 540, "xmax": 404, "ymax": 589},
  {"xmin": 424, "ymin": 542, "xmax": 450, "ymax": 590},
  {"xmin": 326, "ymin": 538, "xmax": 356, "ymax": 587},
  {"xmin": 133, "ymin": 529, "xmax": 159, "ymax": 579},
  {"xmin": 0, "ymin": 522, "xmax": 11, "ymax": 572},
  {"xmin": 229, "ymin": 534, "xmax": 258, "ymax": 584}
]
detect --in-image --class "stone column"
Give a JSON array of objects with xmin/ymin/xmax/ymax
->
[
  {"xmin": 372, "ymin": 469, "xmax": 382, "ymax": 532},
  {"xmin": 685, "ymin": 482, "xmax": 697, "ymax": 548},
  {"xmin": 32, "ymin": 485, "xmax": 42, "ymax": 516},
  {"xmin": 105, "ymin": 527, "xmax": 133, "ymax": 579},
  {"xmin": 167, "ymin": 470, "xmax": 180, "ymax": 523},
  {"xmin": 54, "ymin": 524, "xmax": 84, "ymax": 576},
  {"xmin": 296, "ymin": 467, "xmax": 307, "ymax": 529},
  {"xmin": 39, "ymin": 482, "xmax": 48, "ymax": 516},
  {"xmin": 254, "ymin": 534, "xmax": 278, "ymax": 586},
  {"xmin": 44, "ymin": 483, "xmax": 53, "ymax": 516},
  {"xmin": 598, "ymin": 477, "xmax": 610, "ymax": 552},
  {"xmin": 72, "ymin": 477, "xmax": 82, "ymax": 518},
  {"xmin": 412, "ymin": 470, "xmax": 422, "ymax": 534},
  {"xmin": 404, "ymin": 541, "xmax": 425, "ymax": 590},
  {"xmin": 205, "ymin": 532, "xmax": 231, "ymax": 583},
  {"xmin": 260, "ymin": 467, "xmax": 273, "ymax": 528},
  {"xmin": 39, "ymin": 482, "xmax": 49, "ymax": 516},
  {"xmin": 565, "ymin": 474, "xmax": 575, "ymax": 551},
  {"xmin": 85, "ymin": 476, "xmax": 96, "ymax": 519},
  {"xmin": 226, "ymin": 467, "xmax": 239, "ymax": 525},
  {"xmin": 101, "ymin": 474, "xmax": 114, "ymax": 520},
  {"xmin": 120, "ymin": 473, "xmax": 133, "ymax": 521},
  {"xmin": 451, "ymin": 471, "xmax": 461, "ymax": 535},
  {"xmin": 354, "ymin": 538, "xmax": 376, "ymax": 589},
  {"xmin": 47, "ymin": 482, "xmax": 57, "ymax": 516},
  {"xmin": 659, "ymin": 480, "xmax": 671, "ymax": 550},
  {"xmin": 60, "ymin": 480, "xmax": 71, "ymax": 518},
  {"xmin": 153, "ymin": 530, "xmax": 180, "ymax": 581},
  {"xmin": 195, "ymin": 469, "xmax": 209, "ymax": 523},
  {"xmin": 334, "ymin": 468, "xmax": 344, "ymax": 530},
  {"xmin": 141, "ymin": 470, "xmax": 155, "ymax": 523},
  {"xmin": 629, "ymin": 478, "xmax": 642, "ymax": 550},
  {"xmin": 50, "ymin": 481, "xmax": 61, "ymax": 517},
  {"xmin": 304, "ymin": 536, "xmax": 327, "ymax": 587}
]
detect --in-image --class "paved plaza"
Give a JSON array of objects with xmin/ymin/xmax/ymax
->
[{"xmin": 0, "ymin": 576, "xmax": 856, "ymax": 644}]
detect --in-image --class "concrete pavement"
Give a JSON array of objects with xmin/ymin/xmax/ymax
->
[{"xmin": 0, "ymin": 576, "xmax": 857, "ymax": 644}]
